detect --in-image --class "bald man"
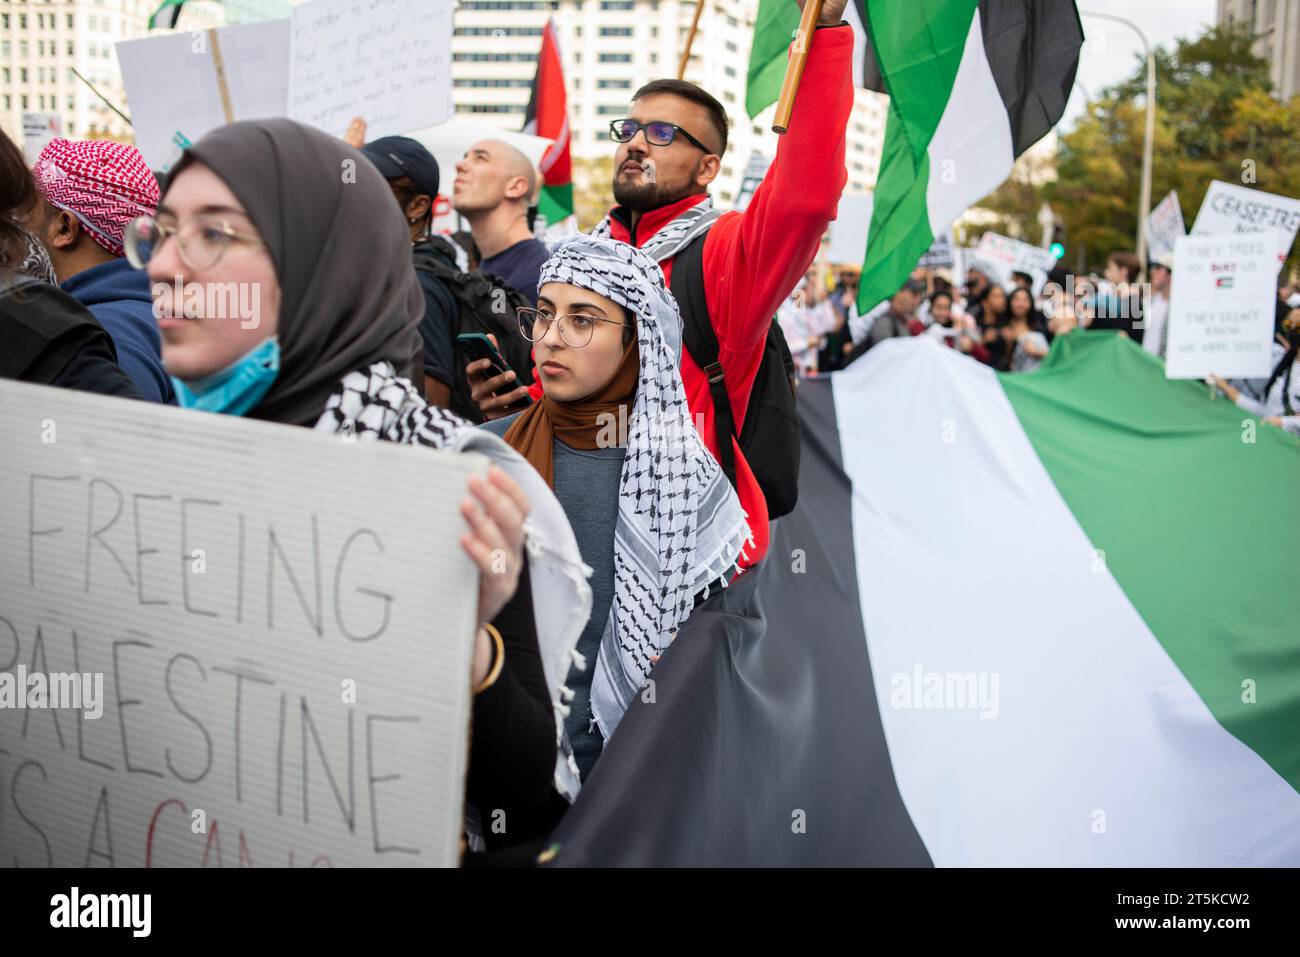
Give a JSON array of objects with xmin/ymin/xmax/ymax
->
[{"xmin": 452, "ymin": 139, "xmax": 549, "ymax": 305}]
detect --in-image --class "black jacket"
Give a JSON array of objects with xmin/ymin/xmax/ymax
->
[{"xmin": 1, "ymin": 277, "xmax": 141, "ymax": 399}]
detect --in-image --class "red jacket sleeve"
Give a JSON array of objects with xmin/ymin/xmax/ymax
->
[{"xmin": 700, "ymin": 25, "xmax": 854, "ymax": 361}]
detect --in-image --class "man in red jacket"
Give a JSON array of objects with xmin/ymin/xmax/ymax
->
[{"xmin": 471, "ymin": 0, "xmax": 853, "ymax": 567}]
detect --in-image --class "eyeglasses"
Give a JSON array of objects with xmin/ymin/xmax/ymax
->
[
  {"xmin": 518, "ymin": 306, "xmax": 626, "ymax": 348},
  {"xmin": 608, "ymin": 118, "xmax": 713, "ymax": 154},
  {"xmin": 124, "ymin": 213, "xmax": 263, "ymax": 271}
]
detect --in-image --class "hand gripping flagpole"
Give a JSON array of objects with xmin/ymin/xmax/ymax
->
[{"xmin": 772, "ymin": 0, "xmax": 825, "ymax": 134}]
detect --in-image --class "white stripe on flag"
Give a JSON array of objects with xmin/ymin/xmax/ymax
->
[
  {"xmin": 925, "ymin": 9, "xmax": 1015, "ymax": 237},
  {"xmin": 833, "ymin": 337, "xmax": 1300, "ymax": 865}
]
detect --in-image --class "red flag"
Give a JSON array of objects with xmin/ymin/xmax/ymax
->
[{"xmin": 522, "ymin": 18, "xmax": 573, "ymax": 223}]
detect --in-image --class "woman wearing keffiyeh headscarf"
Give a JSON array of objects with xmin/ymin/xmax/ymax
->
[
  {"xmin": 126, "ymin": 118, "xmax": 592, "ymax": 852},
  {"xmin": 485, "ymin": 235, "xmax": 752, "ymax": 780}
]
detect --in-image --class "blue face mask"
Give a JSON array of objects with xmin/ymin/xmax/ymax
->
[{"xmin": 172, "ymin": 337, "xmax": 281, "ymax": 417}]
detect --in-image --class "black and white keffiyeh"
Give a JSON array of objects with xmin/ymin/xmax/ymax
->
[
  {"xmin": 540, "ymin": 235, "xmax": 752, "ymax": 740},
  {"xmin": 313, "ymin": 362, "xmax": 592, "ymax": 800},
  {"xmin": 590, "ymin": 196, "xmax": 720, "ymax": 264}
]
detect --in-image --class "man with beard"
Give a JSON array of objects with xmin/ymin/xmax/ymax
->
[{"xmin": 470, "ymin": 0, "xmax": 854, "ymax": 569}]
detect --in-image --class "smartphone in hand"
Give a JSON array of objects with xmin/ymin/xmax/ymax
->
[{"xmin": 457, "ymin": 333, "xmax": 515, "ymax": 395}]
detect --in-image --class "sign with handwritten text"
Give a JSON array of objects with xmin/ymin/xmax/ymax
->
[
  {"xmin": 288, "ymin": 0, "xmax": 454, "ymax": 139},
  {"xmin": 0, "ymin": 379, "xmax": 481, "ymax": 867},
  {"xmin": 1165, "ymin": 234, "xmax": 1277, "ymax": 379}
]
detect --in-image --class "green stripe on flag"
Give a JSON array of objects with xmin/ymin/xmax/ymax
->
[
  {"xmin": 148, "ymin": 0, "xmax": 186, "ymax": 28},
  {"xmin": 1001, "ymin": 332, "xmax": 1300, "ymax": 793},
  {"xmin": 856, "ymin": 0, "xmax": 976, "ymax": 313},
  {"xmin": 745, "ymin": 0, "xmax": 800, "ymax": 119},
  {"xmin": 537, "ymin": 182, "xmax": 573, "ymax": 226}
]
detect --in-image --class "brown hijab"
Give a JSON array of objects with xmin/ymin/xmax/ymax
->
[
  {"xmin": 166, "ymin": 118, "xmax": 423, "ymax": 427},
  {"xmin": 503, "ymin": 335, "xmax": 639, "ymax": 487}
]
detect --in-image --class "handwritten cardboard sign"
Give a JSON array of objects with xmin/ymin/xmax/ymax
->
[
  {"xmin": 117, "ymin": 0, "xmax": 453, "ymax": 171},
  {"xmin": 117, "ymin": 19, "xmax": 292, "ymax": 172},
  {"xmin": 971, "ymin": 232, "xmax": 1060, "ymax": 296},
  {"xmin": 1191, "ymin": 180, "xmax": 1300, "ymax": 265},
  {"xmin": 1146, "ymin": 190, "xmax": 1185, "ymax": 267},
  {"xmin": 0, "ymin": 380, "xmax": 482, "ymax": 867},
  {"xmin": 1164, "ymin": 234, "xmax": 1277, "ymax": 379},
  {"xmin": 288, "ymin": 0, "xmax": 453, "ymax": 140}
]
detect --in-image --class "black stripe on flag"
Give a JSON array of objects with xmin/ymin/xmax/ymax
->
[
  {"xmin": 978, "ymin": 0, "xmax": 1085, "ymax": 157},
  {"xmin": 550, "ymin": 379, "xmax": 932, "ymax": 866}
]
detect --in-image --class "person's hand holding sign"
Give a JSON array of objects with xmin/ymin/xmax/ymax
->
[
  {"xmin": 342, "ymin": 116, "xmax": 367, "ymax": 149},
  {"xmin": 461, "ymin": 466, "xmax": 530, "ymax": 688}
]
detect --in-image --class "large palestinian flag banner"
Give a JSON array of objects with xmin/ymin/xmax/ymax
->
[{"xmin": 550, "ymin": 334, "xmax": 1300, "ymax": 866}]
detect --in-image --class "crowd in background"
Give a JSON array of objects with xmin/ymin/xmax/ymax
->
[{"xmin": 773, "ymin": 245, "xmax": 1300, "ymax": 437}]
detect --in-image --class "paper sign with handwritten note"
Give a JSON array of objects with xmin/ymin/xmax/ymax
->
[
  {"xmin": 1165, "ymin": 234, "xmax": 1277, "ymax": 379},
  {"xmin": 289, "ymin": 0, "xmax": 454, "ymax": 139},
  {"xmin": 0, "ymin": 380, "xmax": 481, "ymax": 867}
]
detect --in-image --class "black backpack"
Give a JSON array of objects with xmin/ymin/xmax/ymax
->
[
  {"xmin": 412, "ymin": 243, "xmax": 534, "ymax": 423},
  {"xmin": 669, "ymin": 231, "xmax": 801, "ymax": 518}
]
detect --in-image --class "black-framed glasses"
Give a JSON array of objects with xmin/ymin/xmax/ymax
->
[
  {"xmin": 608, "ymin": 118, "xmax": 713, "ymax": 154},
  {"xmin": 518, "ymin": 307, "xmax": 626, "ymax": 348},
  {"xmin": 124, "ymin": 213, "xmax": 263, "ymax": 271}
]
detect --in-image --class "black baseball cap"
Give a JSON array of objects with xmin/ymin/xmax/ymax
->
[{"xmin": 360, "ymin": 136, "xmax": 440, "ymax": 199}]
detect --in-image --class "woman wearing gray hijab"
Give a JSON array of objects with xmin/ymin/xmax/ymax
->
[{"xmin": 126, "ymin": 118, "xmax": 591, "ymax": 854}]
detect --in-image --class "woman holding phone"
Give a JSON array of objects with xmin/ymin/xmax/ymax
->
[{"xmin": 484, "ymin": 235, "xmax": 751, "ymax": 781}]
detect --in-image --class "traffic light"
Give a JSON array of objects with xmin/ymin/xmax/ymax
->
[{"xmin": 1049, "ymin": 223, "xmax": 1066, "ymax": 261}]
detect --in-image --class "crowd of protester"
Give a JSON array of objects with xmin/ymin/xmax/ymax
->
[
  {"xmin": 773, "ymin": 245, "xmax": 1299, "ymax": 438},
  {"xmin": 1, "ymin": 0, "xmax": 1296, "ymax": 865},
  {"xmin": 0, "ymin": 3, "xmax": 857, "ymax": 864}
]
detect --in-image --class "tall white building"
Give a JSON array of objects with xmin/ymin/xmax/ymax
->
[
  {"xmin": 1218, "ymin": 0, "xmax": 1300, "ymax": 100},
  {"xmin": 1, "ymin": 0, "xmax": 157, "ymax": 145},
  {"xmin": 452, "ymin": 0, "xmax": 886, "ymax": 205}
]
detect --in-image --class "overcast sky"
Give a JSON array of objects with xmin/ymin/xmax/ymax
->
[{"xmin": 1062, "ymin": 0, "xmax": 1218, "ymax": 128}]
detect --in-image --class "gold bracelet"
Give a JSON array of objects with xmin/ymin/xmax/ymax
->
[{"xmin": 472, "ymin": 623, "xmax": 506, "ymax": 695}]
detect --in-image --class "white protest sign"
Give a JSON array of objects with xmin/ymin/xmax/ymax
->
[
  {"xmin": 1192, "ymin": 179, "xmax": 1300, "ymax": 266},
  {"xmin": 0, "ymin": 381, "xmax": 482, "ymax": 867},
  {"xmin": 917, "ymin": 230, "xmax": 955, "ymax": 269},
  {"xmin": 288, "ymin": 0, "xmax": 454, "ymax": 140},
  {"xmin": 1164, "ymin": 234, "xmax": 1276, "ymax": 379},
  {"xmin": 21, "ymin": 113, "xmax": 63, "ymax": 165},
  {"xmin": 117, "ymin": 19, "xmax": 290, "ymax": 171},
  {"xmin": 971, "ymin": 232, "xmax": 1060, "ymax": 296},
  {"xmin": 826, "ymin": 193, "xmax": 873, "ymax": 265},
  {"xmin": 1146, "ymin": 190, "xmax": 1185, "ymax": 266}
]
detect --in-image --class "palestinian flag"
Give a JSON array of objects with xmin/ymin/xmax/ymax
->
[
  {"xmin": 550, "ymin": 334, "xmax": 1300, "ymax": 866},
  {"xmin": 746, "ymin": 0, "xmax": 875, "ymax": 118},
  {"xmin": 148, "ymin": 0, "xmax": 187, "ymax": 29},
  {"xmin": 855, "ymin": 0, "xmax": 1082, "ymax": 312},
  {"xmin": 522, "ymin": 19, "xmax": 573, "ymax": 226}
]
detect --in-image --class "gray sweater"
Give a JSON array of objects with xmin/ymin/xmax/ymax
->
[{"xmin": 483, "ymin": 412, "xmax": 623, "ymax": 780}]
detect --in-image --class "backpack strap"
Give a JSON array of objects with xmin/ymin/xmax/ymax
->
[{"xmin": 670, "ymin": 231, "xmax": 738, "ymax": 489}]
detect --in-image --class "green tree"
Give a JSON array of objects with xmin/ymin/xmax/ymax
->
[{"xmin": 571, "ymin": 156, "xmax": 614, "ymax": 232}]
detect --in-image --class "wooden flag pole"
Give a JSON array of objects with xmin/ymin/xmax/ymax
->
[
  {"xmin": 677, "ymin": 0, "xmax": 706, "ymax": 79},
  {"xmin": 771, "ymin": 0, "xmax": 824, "ymax": 134}
]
